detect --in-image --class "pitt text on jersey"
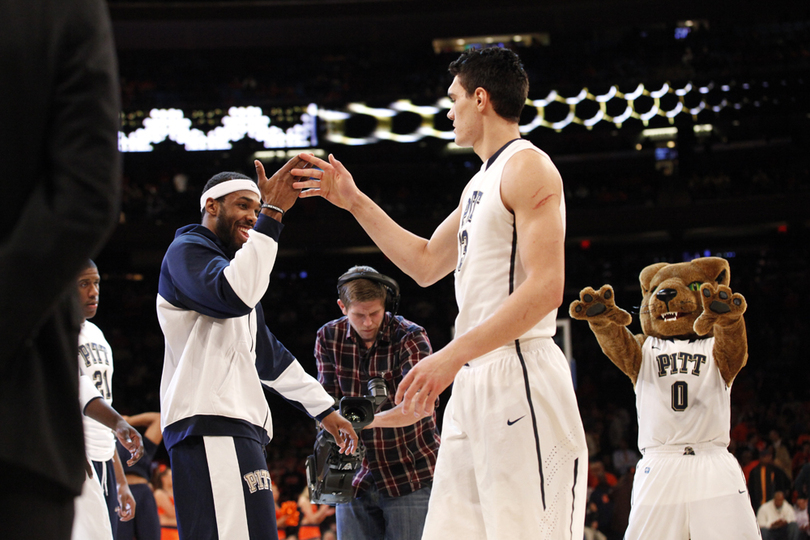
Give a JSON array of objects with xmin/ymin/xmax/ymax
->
[
  {"xmin": 655, "ymin": 350, "xmax": 708, "ymax": 413},
  {"xmin": 79, "ymin": 341, "xmax": 111, "ymax": 368},
  {"xmin": 457, "ymin": 190, "xmax": 483, "ymax": 272},
  {"xmin": 655, "ymin": 352, "xmax": 707, "ymax": 378}
]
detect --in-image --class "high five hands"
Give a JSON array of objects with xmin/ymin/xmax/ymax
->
[
  {"xmin": 290, "ymin": 153, "xmax": 361, "ymax": 211},
  {"xmin": 253, "ymin": 155, "xmax": 315, "ymax": 215},
  {"xmin": 290, "ymin": 152, "xmax": 462, "ymax": 417}
]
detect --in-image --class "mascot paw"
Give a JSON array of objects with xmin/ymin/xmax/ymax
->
[
  {"xmin": 693, "ymin": 283, "xmax": 747, "ymax": 335},
  {"xmin": 569, "ymin": 285, "xmax": 633, "ymax": 327}
]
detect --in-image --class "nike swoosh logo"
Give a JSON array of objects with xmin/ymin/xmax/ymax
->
[
  {"xmin": 507, "ymin": 416, "xmax": 526, "ymax": 426},
  {"xmin": 739, "ymin": 490, "xmax": 746, "ymax": 494}
]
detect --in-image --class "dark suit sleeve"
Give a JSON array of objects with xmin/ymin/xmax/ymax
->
[
  {"xmin": 0, "ymin": 0, "xmax": 121, "ymax": 496},
  {"xmin": 0, "ymin": 0, "xmax": 121, "ymax": 358}
]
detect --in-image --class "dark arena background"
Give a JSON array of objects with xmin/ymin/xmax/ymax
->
[{"xmin": 99, "ymin": 0, "xmax": 808, "ymax": 535}]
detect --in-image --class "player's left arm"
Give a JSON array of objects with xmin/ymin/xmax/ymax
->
[
  {"xmin": 257, "ymin": 322, "xmax": 358, "ymax": 454},
  {"xmin": 499, "ymin": 149, "xmax": 567, "ymax": 334},
  {"xmin": 83, "ymin": 398, "xmax": 144, "ymax": 465},
  {"xmin": 112, "ymin": 447, "xmax": 136, "ymax": 521},
  {"xmin": 396, "ymin": 150, "xmax": 565, "ymax": 416}
]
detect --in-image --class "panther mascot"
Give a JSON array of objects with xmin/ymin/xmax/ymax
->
[{"xmin": 569, "ymin": 257, "xmax": 760, "ymax": 540}]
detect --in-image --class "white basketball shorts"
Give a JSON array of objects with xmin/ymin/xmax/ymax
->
[
  {"xmin": 625, "ymin": 442, "xmax": 760, "ymax": 540},
  {"xmin": 422, "ymin": 338, "xmax": 588, "ymax": 540}
]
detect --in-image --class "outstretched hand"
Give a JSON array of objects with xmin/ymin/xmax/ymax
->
[
  {"xmin": 291, "ymin": 153, "xmax": 361, "ymax": 211},
  {"xmin": 254, "ymin": 156, "xmax": 313, "ymax": 214},
  {"xmin": 320, "ymin": 410, "xmax": 359, "ymax": 455}
]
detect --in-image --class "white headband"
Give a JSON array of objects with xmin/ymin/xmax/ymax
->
[{"xmin": 199, "ymin": 179, "xmax": 261, "ymax": 210}]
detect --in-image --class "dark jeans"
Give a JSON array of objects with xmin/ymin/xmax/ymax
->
[{"xmin": 336, "ymin": 483, "xmax": 431, "ymax": 540}]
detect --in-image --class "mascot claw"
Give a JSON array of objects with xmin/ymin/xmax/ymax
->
[
  {"xmin": 694, "ymin": 283, "xmax": 746, "ymax": 335},
  {"xmin": 569, "ymin": 285, "xmax": 633, "ymax": 327}
]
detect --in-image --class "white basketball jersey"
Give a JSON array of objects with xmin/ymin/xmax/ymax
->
[
  {"xmin": 454, "ymin": 139, "xmax": 565, "ymax": 341},
  {"xmin": 78, "ymin": 321, "xmax": 116, "ymax": 461},
  {"xmin": 636, "ymin": 336, "xmax": 731, "ymax": 451}
]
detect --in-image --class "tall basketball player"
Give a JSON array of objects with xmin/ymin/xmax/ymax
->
[{"xmin": 293, "ymin": 46, "xmax": 588, "ymax": 540}]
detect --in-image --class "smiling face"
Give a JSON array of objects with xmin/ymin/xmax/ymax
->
[
  {"xmin": 77, "ymin": 266, "xmax": 101, "ymax": 321},
  {"xmin": 447, "ymin": 76, "xmax": 483, "ymax": 148},
  {"xmin": 210, "ymin": 190, "xmax": 261, "ymax": 254}
]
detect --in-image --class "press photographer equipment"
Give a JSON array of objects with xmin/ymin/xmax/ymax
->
[{"xmin": 305, "ymin": 378, "xmax": 388, "ymax": 505}]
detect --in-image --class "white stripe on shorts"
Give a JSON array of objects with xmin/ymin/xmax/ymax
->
[{"xmin": 203, "ymin": 436, "xmax": 250, "ymax": 540}]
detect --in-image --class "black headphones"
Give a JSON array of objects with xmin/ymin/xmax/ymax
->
[{"xmin": 336, "ymin": 268, "xmax": 401, "ymax": 317}]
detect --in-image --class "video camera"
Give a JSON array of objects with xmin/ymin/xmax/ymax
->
[{"xmin": 305, "ymin": 378, "xmax": 388, "ymax": 505}]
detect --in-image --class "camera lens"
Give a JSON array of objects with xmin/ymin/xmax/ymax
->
[
  {"xmin": 343, "ymin": 407, "xmax": 367, "ymax": 424},
  {"xmin": 367, "ymin": 377, "xmax": 387, "ymax": 398}
]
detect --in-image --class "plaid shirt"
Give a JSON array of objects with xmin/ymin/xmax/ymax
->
[{"xmin": 315, "ymin": 313, "xmax": 440, "ymax": 497}]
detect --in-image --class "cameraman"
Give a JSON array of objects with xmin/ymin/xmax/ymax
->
[{"xmin": 314, "ymin": 266, "xmax": 441, "ymax": 540}]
